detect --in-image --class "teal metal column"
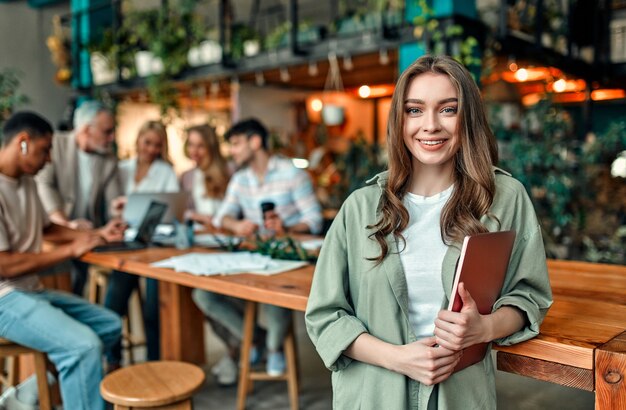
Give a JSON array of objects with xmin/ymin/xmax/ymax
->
[
  {"xmin": 399, "ymin": 0, "xmax": 478, "ymax": 73},
  {"xmin": 71, "ymin": 0, "xmax": 113, "ymax": 89}
]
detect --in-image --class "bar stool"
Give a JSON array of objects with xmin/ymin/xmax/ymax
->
[
  {"xmin": 0, "ymin": 338, "xmax": 54, "ymax": 410},
  {"xmin": 237, "ymin": 301, "xmax": 300, "ymax": 410},
  {"xmin": 88, "ymin": 265, "xmax": 146, "ymax": 364},
  {"xmin": 100, "ymin": 361, "xmax": 205, "ymax": 409}
]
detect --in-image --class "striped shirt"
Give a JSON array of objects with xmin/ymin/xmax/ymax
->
[{"xmin": 213, "ymin": 156, "xmax": 322, "ymax": 234}]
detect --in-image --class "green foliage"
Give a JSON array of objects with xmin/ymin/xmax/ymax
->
[
  {"xmin": 0, "ymin": 69, "xmax": 29, "ymax": 134},
  {"xmin": 496, "ymin": 98, "xmax": 626, "ymax": 264},
  {"xmin": 253, "ymin": 235, "xmax": 315, "ymax": 262},
  {"xmin": 412, "ymin": 0, "xmax": 481, "ymax": 72}
]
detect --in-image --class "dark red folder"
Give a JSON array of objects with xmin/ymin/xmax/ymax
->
[{"xmin": 447, "ymin": 230, "xmax": 516, "ymax": 373}]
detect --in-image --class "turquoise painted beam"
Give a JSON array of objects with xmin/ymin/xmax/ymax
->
[{"xmin": 400, "ymin": 0, "xmax": 478, "ymax": 73}]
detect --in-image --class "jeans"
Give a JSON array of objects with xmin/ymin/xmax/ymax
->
[
  {"xmin": 0, "ymin": 289, "xmax": 121, "ymax": 410},
  {"xmin": 191, "ymin": 289, "xmax": 291, "ymax": 352},
  {"xmin": 104, "ymin": 270, "xmax": 160, "ymax": 365}
]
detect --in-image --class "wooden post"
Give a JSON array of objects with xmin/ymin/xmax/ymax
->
[
  {"xmin": 158, "ymin": 282, "xmax": 205, "ymax": 364},
  {"xmin": 595, "ymin": 331, "xmax": 626, "ymax": 410}
]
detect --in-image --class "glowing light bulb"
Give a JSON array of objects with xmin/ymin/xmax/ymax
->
[
  {"xmin": 311, "ymin": 99, "xmax": 323, "ymax": 112},
  {"xmin": 358, "ymin": 85, "xmax": 371, "ymax": 98},
  {"xmin": 553, "ymin": 79, "xmax": 566, "ymax": 92},
  {"xmin": 514, "ymin": 68, "xmax": 528, "ymax": 82}
]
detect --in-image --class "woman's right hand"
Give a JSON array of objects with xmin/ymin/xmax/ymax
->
[
  {"xmin": 393, "ymin": 336, "xmax": 462, "ymax": 385},
  {"xmin": 70, "ymin": 233, "xmax": 105, "ymax": 258}
]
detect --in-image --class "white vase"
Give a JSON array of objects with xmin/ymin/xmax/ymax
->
[
  {"xmin": 243, "ymin": 39, "xmax": 260, "ymax": 57},
  {"xmin": 135, "ymin": 51, "xmax": 163, "ymax": 76},
  {"xmin": 322, "ymin": 104, "xmax": 345, "ymax": 126},
  {"xmin": 90, "ymin": 52, "xmax": 116, "ymax": 85},
  {"xmin": 199, "ymin": 40, "xmax": 222, "ymax": 64}
]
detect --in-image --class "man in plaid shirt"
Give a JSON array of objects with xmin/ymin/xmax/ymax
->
[{"xmin": 194, "ymin": 118, "xmax": 322, "ymax": 385}]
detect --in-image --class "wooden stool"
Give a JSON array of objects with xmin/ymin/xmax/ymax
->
[
  {"xmin": 88, "ymin": 266, "xmax": 147, "ymax": 364},
  {"xmin": 100, "ymin": 361, "xmax": 205, "ymax": 409},
  {"xmin": 0, "ymin": 338, "xmax": 54, "ymax": 410},
  {"xmin": 237, "ymin": 301, "xmax": 299, "ymax": 410}
]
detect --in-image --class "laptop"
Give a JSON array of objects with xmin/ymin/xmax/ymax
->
[
  {"xmin": 93, "ymin": 200, "xmax": 168, "ymax": 252},
  {"xmin": 123, "ymin": 192, "xmax": 189, "ymax": 227}
]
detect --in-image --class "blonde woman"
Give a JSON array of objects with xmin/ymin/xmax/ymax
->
[
  {"xmin": 105, "ymin": 120, "xmax": 179, "ymax": 369},
  {"xmin": 180, "ymin": 124, "xmax": 230, "ymax": 228},
  {"xmin": 305, "ymin": 55, "xmax": 552, "ymax": 409},
  {"xmin": 118, "ymin": 120, "xmax": 178, "ymax": 194}
]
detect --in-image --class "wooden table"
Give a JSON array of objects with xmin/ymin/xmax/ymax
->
[
  {"xmin": 494, "ymin": 260, "xmax": 626, "ymax": 410},
  {"xmin": 83, "ymin": 250, "xmax": 626, "ymax": 410},
  {"xmin": 82, "ymin": 247, "xmax": 313, "ymax": 364}
]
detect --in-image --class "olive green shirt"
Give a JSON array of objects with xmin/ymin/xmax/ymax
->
[{"xmin": 305, "ymin": 169, "xmax": 553, "ymax": 410}]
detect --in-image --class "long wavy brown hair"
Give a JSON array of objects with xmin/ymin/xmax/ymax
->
[
  {"xmin": 185, "ymin": 124, "xmax": 230, "ymax": 198},
  {"xmin": 136, "ymin": 120, "xmax": 172, "ymax": 164},
  {"xmin": 369, "ymin": 55, "xmax": 498, "ymax": 263}
]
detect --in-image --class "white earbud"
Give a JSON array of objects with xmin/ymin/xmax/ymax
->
[{"xmin": 20, "ymin": 141, "xmax": 28, "ymax": 155}]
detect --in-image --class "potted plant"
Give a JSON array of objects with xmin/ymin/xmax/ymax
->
[{"xmin": 0, "ymin": 68, "xmax": 29, "ymax": 133}]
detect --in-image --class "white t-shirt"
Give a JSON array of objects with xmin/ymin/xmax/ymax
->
[
  {"xmin": 192, "ymin": 168, "xmax": 222, "ymax": 215},
  {"xmin": 73, "ymin": 148, "xmax": 95, "ymax": 219},
  {"xmin": 0, "ymin": 173, "xmax": 49, "ymax": 297},
  {"xmin": 119, "ymin": 158, "xmax": 179, "ymax": 194},
  {"xmin": 400, "ymin": 185, "xmax": 453, "ymax": 338}
]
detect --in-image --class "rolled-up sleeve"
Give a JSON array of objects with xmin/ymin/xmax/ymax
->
[
  {"xmin": 493, "ymin": 212, "xmax": 553, "ymax": 346},
  {"xmin": 290, "ymin": 170, "xmax": 322, "ymax": 234},
  {"xmin": 305, "ymin": 201, "xmax": 367, "ymax": 371}
]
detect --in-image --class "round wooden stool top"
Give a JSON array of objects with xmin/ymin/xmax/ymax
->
[{"xmin": 100, "ymin": 361, "xmax": 205, "ymax": 407}]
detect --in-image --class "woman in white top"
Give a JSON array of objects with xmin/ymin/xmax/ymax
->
[
  {"xmin": 179, "ymin": 124, "xmax": 230, "ymax": 229},
  {"xmin": 105, "ymin": 120, "xmax": 179, "ymax": 369},
  {"xmin": 118, "ymin": 120, "xmax": 178, "ymax": 194}
]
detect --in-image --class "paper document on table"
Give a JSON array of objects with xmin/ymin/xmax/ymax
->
[{"xmin": 151, "ymin": 252, "xmax": 308, "ymax": 276}]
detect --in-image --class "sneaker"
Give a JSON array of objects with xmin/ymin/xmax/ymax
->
[
  {"xmin": 211, "ymin": 355, "xmax": 232, "ymax": 376},
  {"xmin": 266, "ymin": 351, "xmax": 286, "ymax": 377},
  {"xmin": 0, "ymin": 387, "xmax": 37, "ymax": 410},
  {"xmin": 213, "ymin": 356, "xmax": 238, "ymax": 386}
]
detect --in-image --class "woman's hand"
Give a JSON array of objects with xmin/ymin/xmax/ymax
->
[
  {"xmin": 434, "ymin": 283, "xmax": 490, "ymax": 350},
  {"xmin": 394, "ymin": 336, "xmax": 462, "ymax": 385},
  {"xmin": 110, "ymin": 196, "xmax": 127, "ymax": 217}
]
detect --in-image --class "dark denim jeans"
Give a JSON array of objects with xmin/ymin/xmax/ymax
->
[{"xmin": 103, "ymin": 270, "xmax": 160, "ymax": 364}]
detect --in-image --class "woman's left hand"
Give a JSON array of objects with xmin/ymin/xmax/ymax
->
[{"xmin": 433, "ymin": 282, "xmax": 491, "ymax": 351}]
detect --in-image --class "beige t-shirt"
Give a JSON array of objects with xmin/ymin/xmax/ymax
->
[{"xmin": 0, "ymin": 173, "xmax": 49, "ymax": 297}]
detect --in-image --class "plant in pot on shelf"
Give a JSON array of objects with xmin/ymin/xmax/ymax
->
[
  {"xmin": 264, "ymin": 20, "xmax": 322, "ymax": 51},
  {"xmin": 230, "ymin": 23, "xmax": 262, "ymax": 60}
]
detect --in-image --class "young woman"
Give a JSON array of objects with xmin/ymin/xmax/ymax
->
[
  {"xmin": 305, "ymin": 55, "xmax": 552, "ymax": 409},
  {"xmin": 179, "ymin": 124, "xmax": 230, "ymax": 228},
  {"xmin": 105, "ymin": 120, "xmax": 179, "ymax": 368},
  {"xmin": 118, "ymin": 120, "xmax": 178, "ymax": 194}
]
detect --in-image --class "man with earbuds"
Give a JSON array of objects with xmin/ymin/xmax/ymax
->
[
  {"xmin": 35, "ymin": 100, "xmax": 123, "ymax": 295},
  {"xmin": 0, "ymin": 111, "xmax": 124, "ymax": 410}
]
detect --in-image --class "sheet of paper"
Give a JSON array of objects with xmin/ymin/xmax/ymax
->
[{"xmin": 151, "ymin": 252, "xmax": 308, "ymax": 276}]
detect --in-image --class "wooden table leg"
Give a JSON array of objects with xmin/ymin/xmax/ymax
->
[
  {"xmin": 595, "ymin": 331, "xmax": 626, "ymax": 410},
  {"xmin": 158, "ymin": 281, "xmax": 205, "ymax": 364},
  {"xmin": 237, "ymin": 301, "xmax": 257, "ymax": 410}
]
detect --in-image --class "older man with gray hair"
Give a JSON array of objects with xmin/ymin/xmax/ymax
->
[{"xmin": 35, "ymin": 100, "xmax": 123, "ymax": 295}]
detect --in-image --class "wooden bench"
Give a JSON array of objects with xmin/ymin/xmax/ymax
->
[{"xmin": 494, "ymin": 259, "xmax": 626, "ymax": 409}]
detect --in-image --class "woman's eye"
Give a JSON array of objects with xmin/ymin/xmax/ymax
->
[
  {"xmin": 405, "ymin": 107, "xmax": 422, "ymax": 115},
  {"xmin": 441, "ymin": 106, "xmax": 458, "ymax": 114}
]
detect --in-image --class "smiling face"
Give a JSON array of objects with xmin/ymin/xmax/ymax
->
[
  {"xmin": 137, "ymin": 129, "xmax": 164, "ymax": 164},
  {"xmin": 186, "ymin": 130, "xmax": 210, "ymax": 167},
  {"xmin": 403, "ymin": 72, "xmax": 461, "ymax": 177}
]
